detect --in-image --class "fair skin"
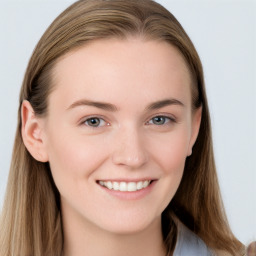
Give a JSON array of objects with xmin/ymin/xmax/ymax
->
[{"xmin": 22, "ymin": 38, "xmax": 201, "ymax": 256}]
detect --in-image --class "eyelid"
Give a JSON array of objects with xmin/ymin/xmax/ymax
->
[
  {"xmin": 145, "ymin": 113, "xmax": 177, "ymax": 125},
  {"xmin": 77, "ymin": 113, "xmax": 177, "ymax": 128},
  {"xmin": 79, "ymin": 115, "xmax": 110, "ymax": 127}
]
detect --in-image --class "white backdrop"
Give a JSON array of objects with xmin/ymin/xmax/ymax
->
[{"xmin": 0, "ymin": 0, "xmax": 255, "ymax": 245}]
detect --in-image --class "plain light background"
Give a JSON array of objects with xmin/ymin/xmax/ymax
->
[{"xmin": 0, "ymin": 0, "xmax": 255, "ymax": 245}]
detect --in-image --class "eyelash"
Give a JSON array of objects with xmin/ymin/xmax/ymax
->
[
  {"xmin": 81, "ymin": 116, "xmax": 109, "ymax": 128},
  {"xmin": 80, "ymin": 114, "xmax": 176, "ymax": 128},
  {"xmin": 146, "ymin": 115, "xmax": 176, "ymax": 126}
]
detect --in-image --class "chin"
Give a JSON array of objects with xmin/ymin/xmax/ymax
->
[{"xmin": 96, "ymin": 211, "xmax": 162, "ymax": 236}]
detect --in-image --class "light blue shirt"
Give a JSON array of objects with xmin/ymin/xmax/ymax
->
[{"xmin": 173, "ymin": 221, "xmax": 213, "ymax": 256}]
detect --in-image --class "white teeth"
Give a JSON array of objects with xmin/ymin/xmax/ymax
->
[
  {"xmin": 143, "ymin": 180, "xmax": 150, "ymax": 188},
  {"xmin": 119, "ymin": 182, "xmax": 127, "ymax": 191},
  {"xmin": 127, "ymin": 182, "xmax": 137, "ymax": 192},
  {"xmin": 113, "ymin": 182, "xmax": 119, "ymax": 191},
  {"xmin": 106, "ymin": 181, "xmax": 113, "ymax": 190},
  {"xmin": 98, "ymin": 180, "xmax": 152, "ymax": 192},
  {"xmin": 136, "ymin": 181, "xmax": 143, "ymax": 190}
]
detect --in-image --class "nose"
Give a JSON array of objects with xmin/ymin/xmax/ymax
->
[{"xmin": 111, "ymin": 127, "xmax": 148, "ymax": 169}]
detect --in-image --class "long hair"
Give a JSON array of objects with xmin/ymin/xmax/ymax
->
[{"xmin": 0, "ymin": 0, "xmax": 244, "ymax": 255}]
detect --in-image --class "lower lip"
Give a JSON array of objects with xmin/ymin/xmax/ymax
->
[{"xmin": 97, "ymin": 181, "xmax": 157, "ymax": 200}]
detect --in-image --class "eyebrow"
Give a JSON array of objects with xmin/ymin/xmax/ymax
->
[
  {"xmin": 146, "ymin": 99, "xmax": 184, "ymax": 110},
  {"xmin": 67, "ymin": 98, "xmax": 184, "ymax": 112},
  {"xmin": 67, "ymin": 99, "xmax": 118, "ymax": 111}
]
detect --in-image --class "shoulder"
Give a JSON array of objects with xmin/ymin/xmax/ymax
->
[
  {"xmin": 173, "ymin": 221, "xmax": 214, "ymax": 256},
  {"xmin": 172, "ymin": 219, "xmax": 246, "ymax": 256}
]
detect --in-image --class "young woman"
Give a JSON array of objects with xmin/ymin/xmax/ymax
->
[{"xmin": 0, "ymin": 0, "xmax": 246, "ymax": 255}]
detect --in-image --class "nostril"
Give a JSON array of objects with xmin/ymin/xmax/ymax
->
[{"xmin": 111, "ymin": 132, "xmax": 148, "ymax": 168}]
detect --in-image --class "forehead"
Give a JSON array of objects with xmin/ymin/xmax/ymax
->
[{"xmin": 50, "ymin": 38, "xmax": 192, "ymax": 109}]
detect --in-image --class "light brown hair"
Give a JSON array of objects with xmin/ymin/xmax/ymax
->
[{"xmin": 0, "ymin": 0, "xmax": 244, "ymax": 255}]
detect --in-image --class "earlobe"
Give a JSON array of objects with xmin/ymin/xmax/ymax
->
[
  {"xmin": 21, "ymin": 100, "xmax": 48, "ymax": 162},
  {"xmin": 187, "ymin": 106, "xmax": 202, "ymax": 156},
  {"xmin": 187, "ymin": 148, "xmax": 192, "ymax": 157}
]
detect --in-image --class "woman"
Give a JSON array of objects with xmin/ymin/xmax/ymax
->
[{"xmin": 0, "ymin": 0, "xmax": 245, "ymax": 255}]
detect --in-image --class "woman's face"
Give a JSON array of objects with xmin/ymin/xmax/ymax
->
[{"xmin": 41, "ymin": 38, "xmax": 201, "ymax": 234}]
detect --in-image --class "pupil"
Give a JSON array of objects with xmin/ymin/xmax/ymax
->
[
  {"xmin": 89, "ymin": 118, "xmax": 100, "ymax": 126},
  {"xmin": 153, "ymin": 117, "xmax": 165, "ymax": 125}
]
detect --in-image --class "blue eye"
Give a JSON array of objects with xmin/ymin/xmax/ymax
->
[
  {"xmin": 84, "ymin": 117, "xmax": 106, "ymax": 127},
  {"xmin": 148, "ymin": 116, "xmax": 174, "ymax": 125}
]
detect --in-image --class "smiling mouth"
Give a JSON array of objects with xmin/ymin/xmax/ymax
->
[{"xmin": 97, "ymin": 180, "xmax": 154, "ymax": 192}]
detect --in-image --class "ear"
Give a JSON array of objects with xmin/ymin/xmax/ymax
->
[
  {"xmin": 187, "ymin": 106, "xmax": 202, "ymax": 156},
  {"xmin": 21, "ymin": 100, "xmax": 48, "ymax": 162}
]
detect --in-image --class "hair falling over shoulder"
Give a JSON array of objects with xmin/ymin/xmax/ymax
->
[{"xmin": 0, "ymin": 0, "xmax": 245, "ymax": 255}]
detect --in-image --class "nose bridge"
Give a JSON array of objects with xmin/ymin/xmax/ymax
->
[{"xmin": 112, "ymin": 124, "xmax": 148, "ymax": 168}]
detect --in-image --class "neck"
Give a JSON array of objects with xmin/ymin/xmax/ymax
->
[{"xmin": 61, "ymin": 208, "xmax": 166, "ymax": 256}]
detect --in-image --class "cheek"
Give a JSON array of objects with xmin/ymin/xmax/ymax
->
[
  {"xmin": 45, "ymin": 130, "xmax": 108, "ymax": 192},
  {"xmin": 149, "ymin": 130, "xmax": 190, "ymax": 174},
  {"xmin": 147, "ymin": 131, "xmax": 189, "ymax": 216}
]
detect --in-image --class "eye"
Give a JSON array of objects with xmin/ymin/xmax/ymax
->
[
  {"xmin": 147, "ymin": 115, "xmax": 175, "ymax": 126},
  {"xmin": 83, "ymin": 117, "xmax": 107, "ymax": 127}
]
